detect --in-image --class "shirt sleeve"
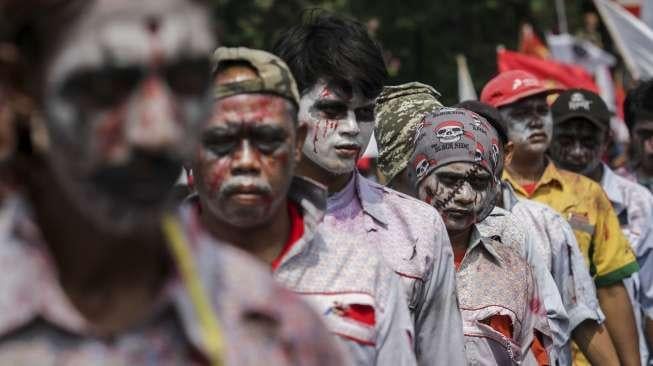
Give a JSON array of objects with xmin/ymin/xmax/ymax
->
[
  {"xmin": 520, "ymin": 224, "xmax": 569, "ymax": 362},
  {"xmin": 592, "ymin": 186, "xmax": 639, "ymax": 287},
  {"xmin": 551, "ymin": 213, "xmax": 605, "ymax": 330},
  {"xmin": 374, "ymin": 273, "xmax": 418, "ymax": 366},
  {"xmin": 635, "ymin": 224, "xmax": 653, "ymax": 319},
  {"xmin": 413, "ymin": 220, "xmax": 465, "ymax": 366}
]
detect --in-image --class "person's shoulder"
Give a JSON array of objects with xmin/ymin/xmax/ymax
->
[
  {"xmin": 613, "ymin": 171, "xmax": 653, "ymax": 203},
  {"xmin": 361, "ymin": 176, "xmax": 440, "ymax": 219}
]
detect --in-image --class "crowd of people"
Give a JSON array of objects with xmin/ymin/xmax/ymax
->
[{"xmin": 1, "ymin": 0, "xmax": 653, "ymax": 365}]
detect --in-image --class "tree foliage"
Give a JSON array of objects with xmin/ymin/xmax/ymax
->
[{"xmin": 212, "ymin": 0, "xmax": 590, "ymax": 105}]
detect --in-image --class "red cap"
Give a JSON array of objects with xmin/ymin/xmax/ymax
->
[{"xmin": 480, "ymin": 70, "xmax": 560, "ymax": 108}]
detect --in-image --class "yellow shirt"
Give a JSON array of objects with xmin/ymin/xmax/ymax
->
[
  {"xmin": 504, "ymin": 161, "xmax": 638, "ymax": 286},
  {"xmin": 505, "ymin": 161, "xmax": 638, "ymax": 366}
]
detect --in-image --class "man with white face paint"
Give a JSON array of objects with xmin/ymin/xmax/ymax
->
[
  {"xmin": 482, "ymin": 70, "xmax": 640, "ymax": 366},
  {"xmin": 0, "ymin": 1, "xmax": 344, "ymax": 364},
  {"xmin": 274, "ymin": 14, "xmax": 465, "ymax": 365},
  {"xmin": 408, "ymin": 107, "xmax": 542, "ymax": 365}
]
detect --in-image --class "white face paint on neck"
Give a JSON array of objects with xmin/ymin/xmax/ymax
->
[{"xmin": 298, "ymin": 79, "xmax": 375, "ymax": 175}]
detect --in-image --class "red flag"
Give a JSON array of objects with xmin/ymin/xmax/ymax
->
[
  {"xmin": 497, "ymin": 49, "xmax": 599, "ymax": 93},
  {"xmin": 519, "ymin": 23, "xmax": 550, "ymax": 59}
]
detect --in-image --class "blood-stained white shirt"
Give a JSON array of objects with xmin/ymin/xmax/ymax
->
[
  {"xmin": 457, "ymin": 227, "xmax": 540, "ymax": 365},
  {"xmin": 248, "ymin": 176, "xmax": 418, "ymax": 366},
  {"xmin": 0, "ymin": 194, "xmax": 348, "ymax": 366},
  {"xmin": 498, "ymin": 184, "xmax": 604, "ymax": 366},
  {"xmin": 317, "ymin": 172, "xmax": 465, "ymax": 366}
]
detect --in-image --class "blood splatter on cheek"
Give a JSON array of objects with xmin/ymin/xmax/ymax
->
[
  {"xmin": 95, "ymin": 104, "xmax": 128, "ymax": 159},
  {"xmin": 207, "ymin": 157, "xmax": 231, "ymax": 195}
]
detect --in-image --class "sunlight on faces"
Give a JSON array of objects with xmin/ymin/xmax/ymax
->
[
  {"xmin": 194, "ymin": 89, "xmax": 300, "ymax": 229},
  {"xmin": 417, "ymin": 162, "xmax": 493, "ymax": 234},
  {"xmin": 43, "ymin": 0, "xmax": 214, "ymax": 234},
  {"xmin": 550, "ymin": 118, "xmax": 606, "ymax": 175},
  {"xmin": 298, "ymin": 79, "xmax": 375, "ymax": 175},
  {"xmin": 500, "ymin": 95, "xmax": 553, "ymax": 156}
]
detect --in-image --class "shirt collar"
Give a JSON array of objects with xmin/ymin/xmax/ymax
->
[
  {"xmin": 466, "ymin": 225, "xmax": 503, "ymax": 265},
  {"xmin": 326, "ymin": 171, "xmax": 388, "ymax": 226},
  {"xmin": 500, "ymin": 181, "xmax": 520, "ymax": 211},
  {"xmin": 354, "ymin": 171, "xmax": 388, "ymax": 226},
  {"xmin": 502, "ymin": 159, "xmax": 564, "ymax": 197},
  {"xmin": 600, "ymin": 163, "xmax": 626, "ymax": 214}
]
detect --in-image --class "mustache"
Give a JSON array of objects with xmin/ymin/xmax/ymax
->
[
  {"xmin": 90, "ymin": 150, "xmax": 182, "ymax": 206},
  {"xmin": 219, "ymin": 176, "xmax": 272, "ymax": 197}
]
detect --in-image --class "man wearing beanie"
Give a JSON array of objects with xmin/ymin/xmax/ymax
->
[
  {"xmin": 481, "ymin": 70, "xmax": 639, "ymax": 365},
  {"xmin": 551, "ymin": 89, "xmax": 653, "ymax": 364},
  {"xmin": 274, "ymin": 15, "xmax": 464, "ymax": 365},
  {"xmin": 407, "ymin": 107, "xmax": 542, "ymax": 365}
]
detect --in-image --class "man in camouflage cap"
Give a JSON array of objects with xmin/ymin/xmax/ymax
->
[
  {"xmin": 375, "ymin": 82, "xmax": 443, "ymax": 192},
  {"xmin": 190, "ymin": 46, "xmax": 418, "ymax": 365}
]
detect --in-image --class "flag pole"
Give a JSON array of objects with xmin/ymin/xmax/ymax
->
[{"xmin": 555, "ymin": 0, "xmax": 569, "ymax": 34}]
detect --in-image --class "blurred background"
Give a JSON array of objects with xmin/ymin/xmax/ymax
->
[{"xmin": 211, "ymin": 0, "xmax": 626, "ymax": 105}]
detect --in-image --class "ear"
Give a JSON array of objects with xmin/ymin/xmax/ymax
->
[
  {"xmin": 504, "ymin": 142, "xmax": 515, "ymax": 167},
  {"xmin": 294, "ymin": 122, "xmax": 307, "ymax": 164}
]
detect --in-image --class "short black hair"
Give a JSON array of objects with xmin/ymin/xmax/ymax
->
[
  {"xmin": 624, "ymin": 79, "xmax": 653, "ymax": 131},
  {"xmin": 455, "ymin": 100, "xmax": 509, "ymax": 145},
  {"xmin": 272, "ymin": 10, "xmax": 387, "ymax": 100}
]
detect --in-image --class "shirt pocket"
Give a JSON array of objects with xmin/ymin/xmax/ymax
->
[{"xmin": 300, "ymin": 292, "xmax": 378, "ymax": 346}]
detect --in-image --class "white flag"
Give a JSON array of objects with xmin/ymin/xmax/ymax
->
[
  {"xmin": 594, "ymin": 0, "xmax": 653, "ymax": 80},
  {"xmin": 456, "ymin": 54, "xmax": 477, "ymax": 102},
  {"xmin": 546, "ymin": 33, "xmax": 616, "ymax": 74}
]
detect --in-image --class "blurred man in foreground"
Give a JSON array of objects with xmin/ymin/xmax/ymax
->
[{"xmin": 0, "ymin": 1, "xmax": 343, "ymax": 364}]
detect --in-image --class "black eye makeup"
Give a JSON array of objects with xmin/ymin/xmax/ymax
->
[
  {"xmin": 164, "ymin": 58, "xmax": 211, "ymax": 97},
  {"xmin": 60, "ymin": 66, "xmax": 143, "ymax": 109},
  {"xmin": 313, "ymin": 100, "xmax": 348, "ymax": 120}
]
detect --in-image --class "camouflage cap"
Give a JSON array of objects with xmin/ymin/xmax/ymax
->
[
  {"xmin": 213, "ymin": 47, "xmax": 300, "ymax": 107},
  {"xmin": 375, "ymin": 82, "xmax": 443, "ymax": 183}
]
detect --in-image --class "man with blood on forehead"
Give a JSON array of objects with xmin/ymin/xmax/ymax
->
[
  {"xmin": 0, "ymin": 1, "xmax": 344, "ymax": 364},
  {"xmin": 189, "ymin": 46, "xmax": 414, "ymax": 365},
  {"xmin": 408, "ymin": 107, "xmax": 542, "ymax": 365},
  {"xmin": 273, "ymin": 13, "xmax": 464, "ymax": 365}
]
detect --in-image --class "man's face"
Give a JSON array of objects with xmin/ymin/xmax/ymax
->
[
  {"xmin": 632, "ymin": 119, "xmax": 653, "ymax": 170},
  {"xmin": 193, "ymin": 92, "xmax": 302, "ymax": 228},
  {"xmin": 500, "ymin": 95, "xmax": 553, "ymax": 156},
  {"xmin": 43, "ymin": 0, "xmax": 214, "ymax": 234},
  {"xmin": 550, "ymin": 118, "xmax": 606, "ymax": 175},
  {"xmin": 298, "ymin": 79, "xmax": 375, "ymax": 175},
  {"xmin": 417, "ymin": 162, "xmax": 492, "ymax": 234}
]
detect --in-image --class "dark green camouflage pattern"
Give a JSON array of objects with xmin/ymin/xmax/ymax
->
[
  {"xmin": 213, "ymin": 47, "xmax": 300, "ymax": 106},
  {"xmin": 374, "ymin": 82, "xmax": 443, "ymax": 183}
]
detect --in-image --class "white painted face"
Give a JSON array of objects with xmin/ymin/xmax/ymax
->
[
  {"xmin": 43, "ymin": 0, "xmax": 215, "ymax": 235},
  {"xmin": 499, "ymin": 95, "xmax": 553, "ymax": 156},
  {"xmin": 417, "ymin": 162, "xmax": 492, "ymax": 235},
  {"xmin": 298, "ymin": 79, "xmax": 375, "ymax": 175}
]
